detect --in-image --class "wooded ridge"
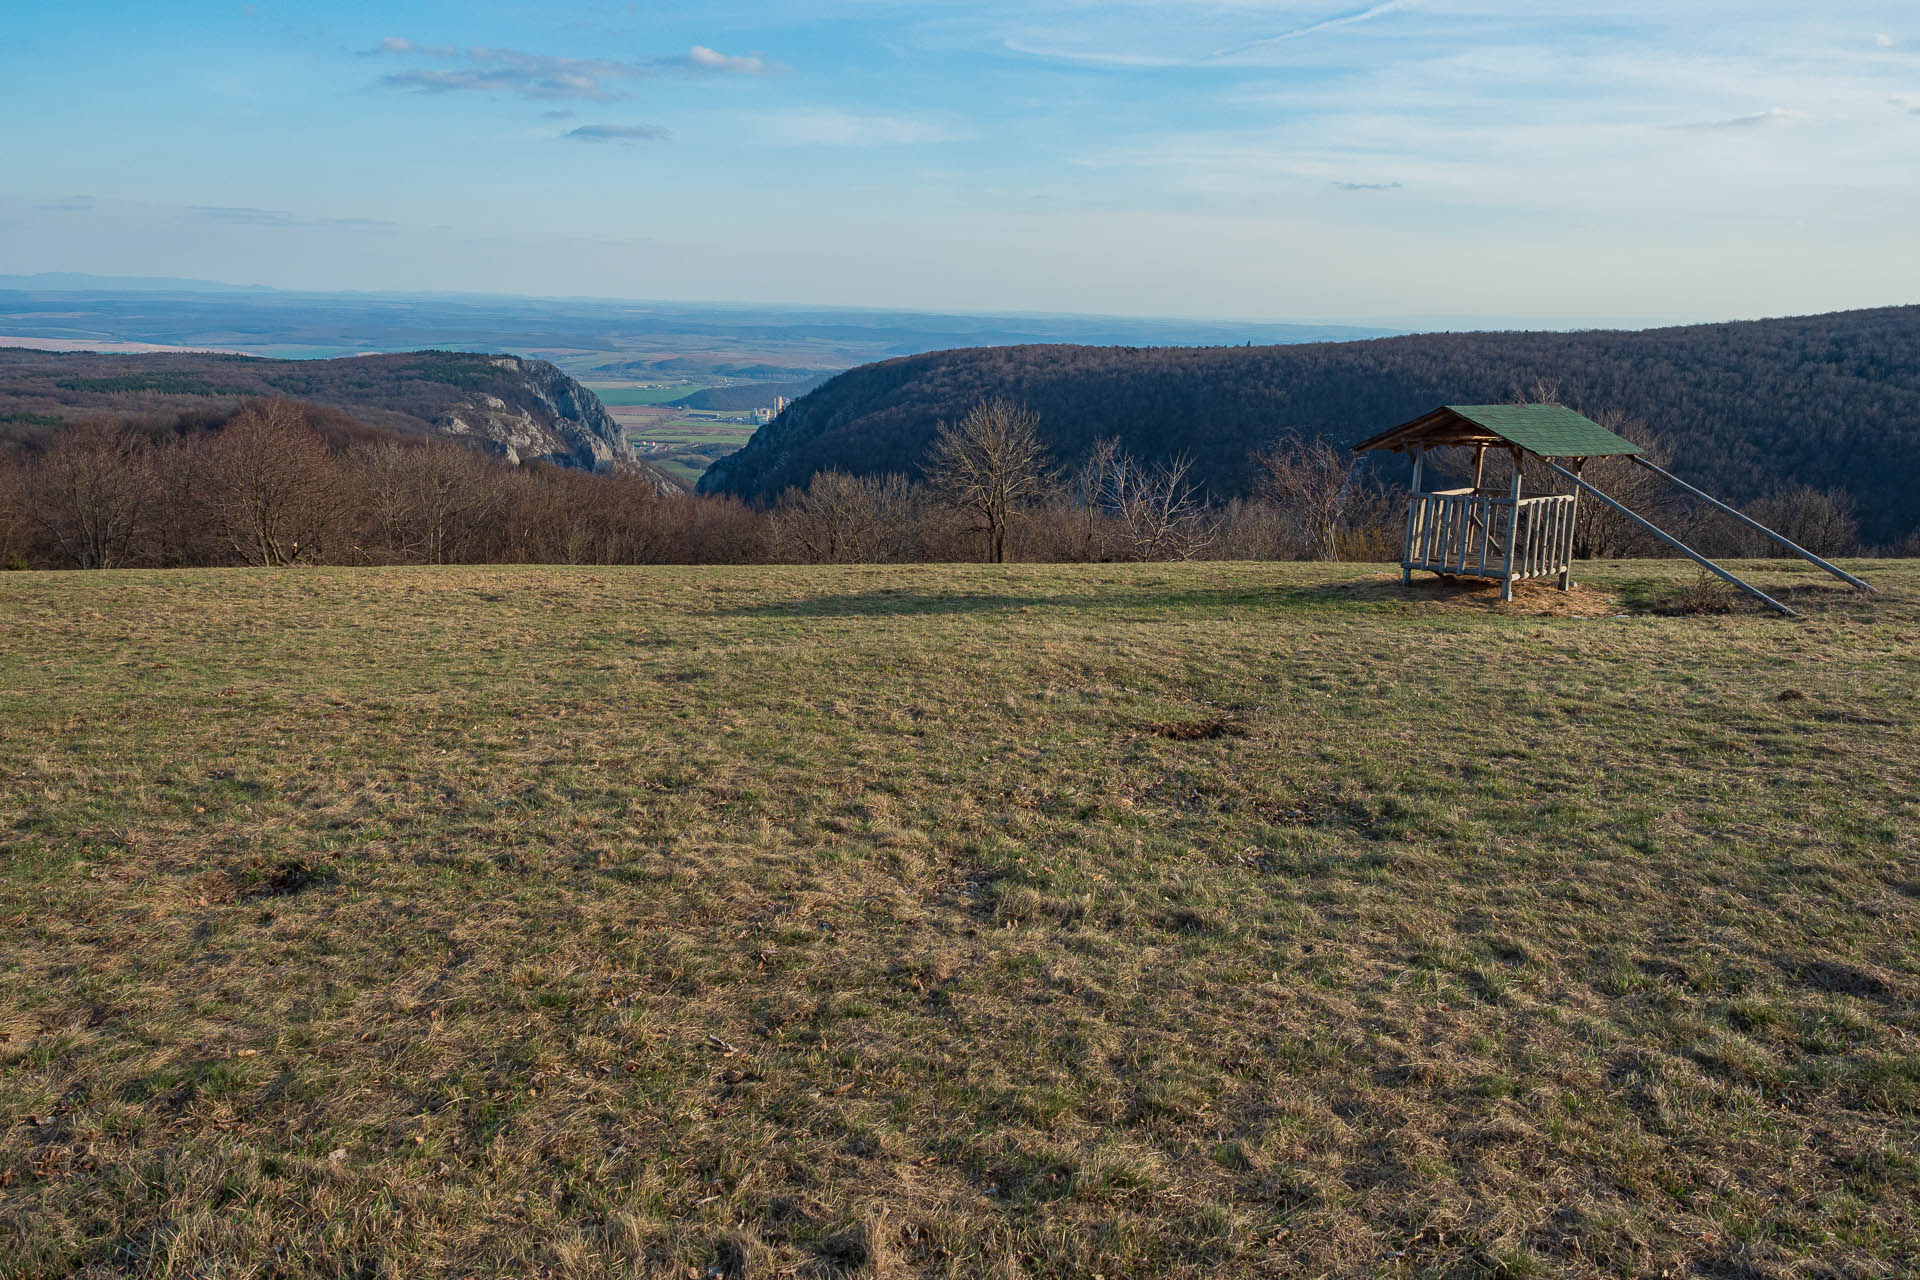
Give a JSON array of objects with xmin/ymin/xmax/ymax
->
[
  {"xmin": 0, "ymin": 347, "xmax": 662, "ymax": 482},
  {"xmin": 699, "ymin": 305, "xmax": 1920, "ymax": 547}
]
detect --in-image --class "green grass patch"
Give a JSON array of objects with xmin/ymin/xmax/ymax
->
[{"xmin": 586, "ymin": 381, "xmax": 707, "ymax": 406}]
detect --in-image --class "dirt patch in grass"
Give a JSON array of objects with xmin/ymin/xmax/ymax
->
[
  {"xmin": 1322, "ymin": 572, "xmax": 1627, "ymax": 616},
  {"xmin": 1147, "ymin": 715, "xmax": 1248, "ymax": 741}
]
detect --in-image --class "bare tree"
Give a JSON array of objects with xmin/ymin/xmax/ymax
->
[
  {"xmin": 1095, "ymin": 447, "xmax": 1216, "ymax": 561},
  {"xmin": 21, "ymin": 419, "xmax": 158, "ymax": 568},
  {"xmin": 1745, "ymin": 485, "xmax": 1859, "ymax": 557},
  {"xmin": 1252, "ymin": 431, "xmax": 1368, "ymax": 560},
  {"xmin": 1484, "ymin": 400, "xmax": 1691, "ymax": 559},
  {"xmin": 1537, "ymin": 413, "xmax": 1697, "ymax": 559},
  {"xmin": 1067, "ymin": 437, "xmax": 1126, "ymax": 561},
  {"xmin": 773, "ymin": 470, "xmax": 913, "ymax": 563},
  {"xmin": 191, "ymin": 400, "xmax": 345, "ymax": 566},
  {"xmin": 925, "ymin": 399, "xmax": 1052, "ymax": 563},
  {"xmin": 0, "ymin": 462, "xmax": 28, "ymax": 568},
  {"xmin": 352, "ymin": 439, "xmax": 502, "ymax": 564},
  {"xmin": 1211, "ymin": 497, "xmax": 1289, "ymax": 560}
]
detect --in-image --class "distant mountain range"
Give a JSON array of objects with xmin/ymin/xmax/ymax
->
[
  {"xmin": 0, "ymin": 276, "xmax": 1400, "ymax": 375},
  {"xmin": 0, "ymin": 347, "xmax": 670, "ymax": 484},
  {"xmin": 700, "ymin": 305, "xmax": 1920, "ymax": 548}
]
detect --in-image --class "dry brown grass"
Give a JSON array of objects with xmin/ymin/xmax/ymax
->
[{"xmin": 1, "ymin": 558, "xmax": 1916, "ymax": 1278}]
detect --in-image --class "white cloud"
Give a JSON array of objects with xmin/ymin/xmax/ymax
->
[
  {"xmin": 674, "ymin": 46, "xmax": 778, "ymax": 75},
  {"xmin": 1874, "ymin": 33, "xmax": 1894, "ymax": 48}
]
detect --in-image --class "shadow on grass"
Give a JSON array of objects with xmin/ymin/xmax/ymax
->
[
  {"xmin": 716, "ymin": 572, "xmax": 1892, "ymax": 622},
  {"xmin": 717, "ymin": 585, "xmax": 1365, "ymax": 619},
  {"xmin": 1608, "ymin": 574, "xmax": 1877, "ymax": 618},
  {"xmin": 719, "ymin": 576, "xmax": 1617, "ymax": 621}
]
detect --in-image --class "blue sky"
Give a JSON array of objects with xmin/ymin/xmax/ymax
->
[{"xmin": 3, "ymin": 1, "xmax": 1917, "ymax": 324}]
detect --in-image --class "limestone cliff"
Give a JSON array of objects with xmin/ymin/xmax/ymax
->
[{"xmin": 437, "ymin": 355, "xmax": 636, "ymax": 473}]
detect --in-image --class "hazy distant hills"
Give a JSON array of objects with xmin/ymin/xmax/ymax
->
[
  {"xmin": 700, "ymin": 305, "xmax": 1920, "ymax": 547},
  {"xmin": 0, "ymin": 347, "xmax": 669, "ymax": 481},
  {"xmin": 0, "ymin": 276, "xmax": 1398, "ymax": 376}
]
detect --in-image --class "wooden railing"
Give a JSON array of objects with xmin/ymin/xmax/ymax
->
[{"xmin": 1404, "ymin": 490, "xmax": 1576, "ymax": 582}]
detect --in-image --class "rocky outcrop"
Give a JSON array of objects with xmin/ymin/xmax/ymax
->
[
  {"xmin": 0, "ymin": 345, "xmax": 683, "ymax": 492},
  {"xmin": 437, "ymin": 355, "xmax": 635, "ymax": 472}
]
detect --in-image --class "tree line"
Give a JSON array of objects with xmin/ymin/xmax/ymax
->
[
  {"xmin": 0, "ymin": 397, "xmax": 1874, "ymax": 572},
  {"xmin": 699, "ymin": 305, "xmax": 1920, "ymax": 548}
]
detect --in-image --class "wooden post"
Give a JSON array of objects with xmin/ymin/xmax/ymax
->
[
  {"xmin": 1544, "ymin": 461, "xmax": 1799, "ymax": 618},
  {"xmin": 1472, "ymin": 444, "xmax": 1487, "ymax": 493},
  {"xmin": 1501, "ymin": 449, "xmax": 1523, "ymax": 601},
  {"xmin": 1402, "ymin": 449, "xmax": 1424, "ymax": 584},
  {"xmin": 1559, "ymin": 458, "xmax": 1583, "ymax": 590},
  {"xmin": 1630, "ymin": 456, "xmax": 1875, "ymax": 593}
]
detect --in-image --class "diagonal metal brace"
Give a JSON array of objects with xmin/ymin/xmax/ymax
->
[
  {"xmin": 1631, "ymin": 457, "xmax": 1874, "ymax": 593},
  {"xmin": 1542, "ymin": 461, "xmax": 1800, "ymax": 619}
]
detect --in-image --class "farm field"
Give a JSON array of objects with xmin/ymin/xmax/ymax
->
[
  {"xmin": 2, "ymin": 560, "xmax": 1916, "ymax": 1278},
  {"xmin": 586, "ymin": 384, "xmax": 709, "ymax": 407},
  {"xmin": 604, "ymin": 404, "xmax": 763, "ymax": 487}
]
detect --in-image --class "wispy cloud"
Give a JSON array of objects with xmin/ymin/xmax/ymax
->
[
  {"xmin": 190, "ymin": 205, "xmax": 394, "ymax": 229},
  {"xmin": 1004, "ymin": 1, "xmax": 1413, "ymax": 70},
  {"xmin": 372, "ymin": 38, "xmax": 777, "ymax": 101},
  {"xmin": 999, "ymin": 39, "xmax": 1190, "ymax": 69},
  {"xmin": 376, "ymin": 37, "xmax": 455, "ymax": 58},
  {"xmin": 667, "ymin": 45, "xmax": 779, "ymax": 75},
  {"xmin": 1670, "ymin": 107, "xmax": 1809, "ymax": 130},
  {"xmin": 1874, "ymin": 33, "xmax": 1895, "ymax": 49},
  {"xmin": 563, "ymin": 123, "xmax": 672, "ymax": 143},
  {"xmin": 1335, "ymin": 180, "xmax": 1403, "ymax": 190},
  {"xmin": 192, "ymin": 205, "xmax": 297, "ymax": 225},
  {"xmin": 376, "ymin": 44, "xmax": 644, "ymax": 100},
  {"xmin": 1216, "ymin": 0, "xmax": 1413, "ymax": 58}
]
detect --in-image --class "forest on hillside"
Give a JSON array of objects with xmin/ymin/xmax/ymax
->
[
  {"xmin": 0, "ymin": 347, "xmax": 645, "ymax": 476},
  {"xmin": 700, "ymin": 305, "xmax": 1920, "ymax": 547},
  {"xmin": 2, "ymin": 394, "xmax": 1874, "ymax": 574}
]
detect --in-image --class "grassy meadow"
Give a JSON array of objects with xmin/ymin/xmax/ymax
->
[{"xmin": 2, "ymin": 560, "xmax": 1916, "ymax": 1278}]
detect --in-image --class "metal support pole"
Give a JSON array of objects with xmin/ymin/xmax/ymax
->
[
  {"xmin": 1631, "ymin": 456, "xmax": 1874, "ymax": 593},
  {"xmin": 1544, "ymin": 461, "xmax": 1799, "ymax": 619}
]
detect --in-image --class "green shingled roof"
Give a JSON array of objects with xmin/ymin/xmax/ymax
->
[{"xmin": 1443, "ymin": 404, "xmax": 1643, "ymax": 458}]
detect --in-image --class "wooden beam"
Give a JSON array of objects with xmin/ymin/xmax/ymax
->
[
  {"xmin": 1559, "ymin": 458, "xmax": 1584, "ymax": 590},
  {"xmin": 1501, "ymin": 450, "xmax": 1522, "ymax": 602},
  {"xmin": 1402, "ymin": 450, "xmax": 1424, "ymax": 584},
  {"xmin": 1631, "ymin": 457, "xmax": 1875, "ymax": 594},
  {"xmin": 1543, "ymin": 461, "xmax": 1800, "ymax": 619}
]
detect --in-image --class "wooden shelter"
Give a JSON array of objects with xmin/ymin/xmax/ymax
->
[{"xmin": 1353, "ymin": 404, "xmax": 1874, "ymax": 617}]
